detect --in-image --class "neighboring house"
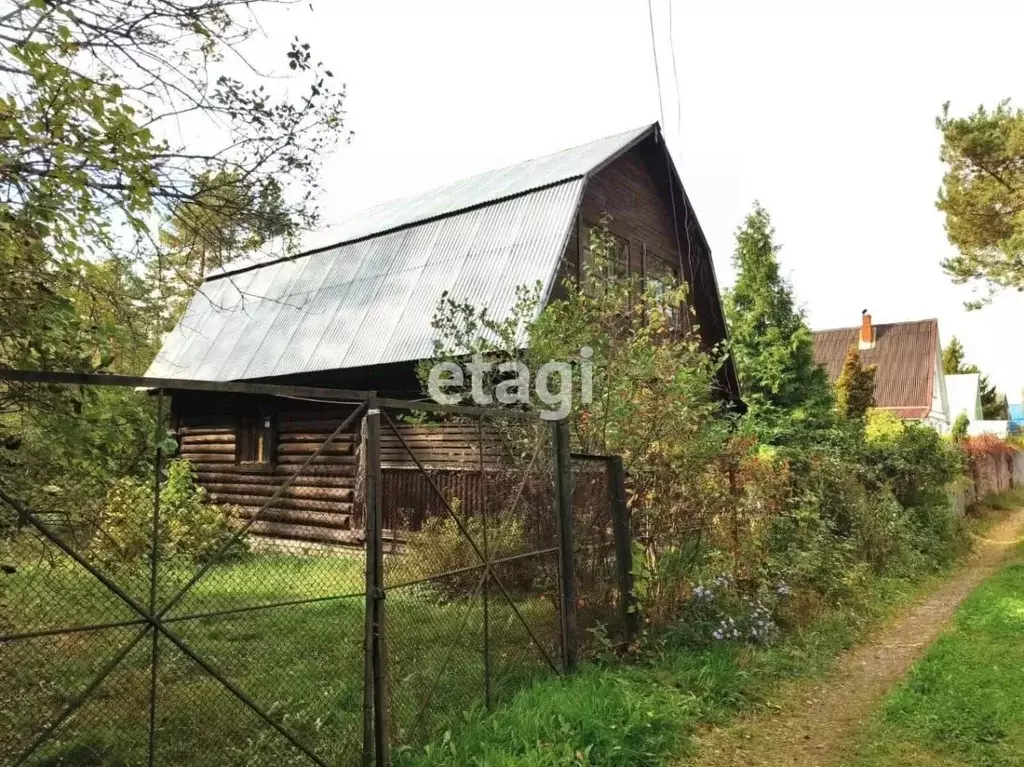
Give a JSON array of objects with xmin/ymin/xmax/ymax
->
[
  {"xmin": 811, "ymin": 313, "xmax": 949, "ymax": 431},
  {"xmin": 146, "ymin": 122, "xmax": 741, "ymax": 543},
  {"xmin": 945, "ymin": 373, "xmax": 983, "ymax": 422},
  {"xmin": 946, "ymin": 374, "xmax": 1007, "ymax": 435}
]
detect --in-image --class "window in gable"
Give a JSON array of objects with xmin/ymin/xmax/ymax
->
[
  {"xmin": 580, "ymin": 223, "xmax": 630, "ymax": 281},
  {"xmin": 644, "ymin": 252, "xmax": 684, "ymax": 331}
]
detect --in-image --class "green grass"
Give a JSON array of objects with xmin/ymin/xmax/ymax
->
[
  {"xmin": 0, "ymin": 548, "xmax": 557, "ymax": 766},
  {"xmin": 396, "ymin": 574, "xmax": 937, "ymax": 766},
  {"xmin": 3, "ymin": 544, "xmax": 920, "ymax": 767},
  {"xmin": 843, "ymin": 542, "xmax": 1024, "ymax": 767},
  {"xmin": 395, "ymin": 502, "xmax": 1019, "ymax": 766}
]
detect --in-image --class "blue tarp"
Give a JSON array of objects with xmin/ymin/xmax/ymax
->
[{"xmin": 1010, "ymin": 403, "xmax": 1024, "ymax": 433}]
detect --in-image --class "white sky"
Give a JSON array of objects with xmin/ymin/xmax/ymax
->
[{"xmin": 254, "ymin": 0, "xmax": 1024, "ymax": 400}]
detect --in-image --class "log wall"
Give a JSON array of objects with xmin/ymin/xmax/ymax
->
[
  {"xmin": 173, "ymin": 394, "xmax": 517, "ymax": 546},
  {"xmin": 173, "ymin": 393, "xmax": 362, "ymax": 546}
]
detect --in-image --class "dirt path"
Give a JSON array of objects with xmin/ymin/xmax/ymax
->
[{"xmin": 684, "ymin": 507, "xmax": 1024, "ymax": 767}]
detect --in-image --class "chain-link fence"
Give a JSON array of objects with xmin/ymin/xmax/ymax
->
[
  {"xmin": 377, "ymin": 405, "xmax": 563, "ymax": 753},
  {"xmin": 0, "ymin": 371, "xmax": 636, "ymax": 766},
  {"xmin": 569, "ymin": 454, "xmax": 637, "ymax": 658}
]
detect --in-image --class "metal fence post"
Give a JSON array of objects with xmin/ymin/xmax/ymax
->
[
  {"xmin": 148, "ymin": 392, "xmax": 165, "ymax": 767},
  {"xmin": 479, "ymin": 415, "xmax": 492, "ymax": 710},
  {"xmin": 364, "ymin": 393, "xmax": 390, "ymax": 766},
  {"xmin": 607, "ymin": 456, "xmax": 639, "ymax": 644},
  {"xmin": 361, "ymin": 409, "xmax": 373, "ymax": 767},
  {"xmin": 552, "ymin": 419, "xmax": 577, "ymax": 673}
]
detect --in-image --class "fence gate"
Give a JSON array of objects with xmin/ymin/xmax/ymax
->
[
  {"xmin": 0, "ymin": 372, "xmax": 636, "ymax": 766},
  {"xmin": 370, "ymin": 398, "xmax": 571, "ymax": 759},
  {"xmin": 568, "ymin": 453, "xmax": 638, "ymax": 657},
  {"xmin": 0, "ymin": 374, "xmax": 372, "ymax": 766}
]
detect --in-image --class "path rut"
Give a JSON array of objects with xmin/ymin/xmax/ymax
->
[{"xmin": 684, "ymin": 507, "xmax": 1024, "ymax": 767}]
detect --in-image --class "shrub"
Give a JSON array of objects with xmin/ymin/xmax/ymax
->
[
  {"xmin": 865, "ymin": 408, "xmax": 905, "ymax": 440},
  {"xmin": 674, "ymin": 571, "xmax": 786, "ymax": 646},
  {"xmin": 400, "ymin": 506, "xmax": 538, "ymax": 600},
  {"xmin": 865, "ymin": 419, "xmax": 963, "ymax": 509},
  {"xmin": 963, "ymin": 434, "xmax": 1016, "ymax": 463},
  {"xmin": 93, "ymin": 459, "xmax": 243, "ymax": 569},
  {"xmin": 951, "ymin": 412, "xmax": 970, "ymax": 441},
  {"xmin": 849, "ymin": 487, "xmax": 916, "ymax": 572}
]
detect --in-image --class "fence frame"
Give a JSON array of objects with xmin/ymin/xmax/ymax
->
[
  {"xmin": 569, "ymin": 452, "xmax": 639, "ymax": 648},
  {"xmin": 0, "ymin": 370, "xmax": 635, "ymax": 766}
]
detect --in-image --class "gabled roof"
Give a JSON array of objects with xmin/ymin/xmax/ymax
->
[
  {"xmin": 208, "ymin": 124, "xmax": 655, "ymax": 281},
  {"xmin": 146, "ymin": 124, "xmax": 658, "ymax": 382},
  {"xmin": 945, "ymin": 373, "xmax": 983, "ymax": 421},
  {"xmin": 811, "ymin": 319, "xmax": 940, "ymax": 420}
]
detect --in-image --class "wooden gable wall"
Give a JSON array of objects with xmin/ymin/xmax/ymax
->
[{"xmin": 552, "ymin": 135, "xmax": 735, "ymax": 400}]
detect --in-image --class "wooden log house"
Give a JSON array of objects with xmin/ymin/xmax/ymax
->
[{"xmin": 149, "ymin": 123, "xmax": 742, "ymax": 545}]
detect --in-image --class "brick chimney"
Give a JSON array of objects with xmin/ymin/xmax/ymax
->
[{"xmin": 859, "ymin": 310, "xmax": 875, "ymax": 350}]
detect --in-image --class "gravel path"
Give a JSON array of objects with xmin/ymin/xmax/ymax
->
[{"xmin": 684, "ymin": 507, "xmax": 1024, "ymax": 767}]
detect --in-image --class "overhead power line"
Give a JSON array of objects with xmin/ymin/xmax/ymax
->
[
  {"xmin": 667, "ymin": 0, "xmax": 682, "ymax": 137},
  {"xmin": 647, "ymin": 0, "xmax": 665, "ymax": 129}
]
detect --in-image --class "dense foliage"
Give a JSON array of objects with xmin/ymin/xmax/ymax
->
[
  {"xmin": 0, "ymin": 0, "xmax": 347, "ymax": 376},
  {"xmin": 425, "ymin": 225, "xmax": 733, "ymax": 623},
  {"xmin": 0, "ymin": 0, "xmax": 347, "ymax": 549},
  {"xmin": 424, "ymin": 215, "xmax": 972, "ymax": 653}
]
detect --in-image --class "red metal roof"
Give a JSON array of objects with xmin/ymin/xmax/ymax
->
[{"xmin": 811, "ymin": 319, "xmax": 939, "ymax": 416}]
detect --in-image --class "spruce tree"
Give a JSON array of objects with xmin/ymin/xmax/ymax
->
[{"xmin": 724, "ymin": 203, "xmax": 833, "ymax": 439}]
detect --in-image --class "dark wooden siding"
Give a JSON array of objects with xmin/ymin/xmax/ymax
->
[
  {"xmin": 379, "ymin": 423, "xmax": 498, "ymax": 532},
  {"xmin": 570, "ymin": 139, "xmax": 696, "ymax": 335},
  {"xmin": 380, "ymin": 424, "xmax": 500, "ymax": 469},
  {"xmin": 172, "ymin": 392, "xmax": 362, "ymax": 546},
  {"xmin": 553, "ymin": 134, "xmax": 739, "ymax": 403},
  {"xmin": 579, "ymin": 145, "xmax": 682, "ymax": 271}
]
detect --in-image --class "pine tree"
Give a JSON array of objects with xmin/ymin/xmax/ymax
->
[
  {"xmin": 986, "ymin": 391, "xmax": 1009, "ymax": 421},
  {"xmin": 724, "ymin": 203, "xmax": 833, "ymax": 438},
  {"xmin": 834, "ymin": 347, "xmax": 877, "ymax": 420},
  {"xmin": 936, "ymin": 101, "xmax": 1024, "ymax": 307},
  {"xmin": 941, "ymin": 336, "xmax": 968, "ymax": 375}
]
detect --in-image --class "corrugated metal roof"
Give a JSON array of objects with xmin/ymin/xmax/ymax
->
[
  {"xmin": 147, "ymin": 124, "xmax": 661, "ymax": 383},
  {"xmin": 146, "ymin": 179, "xmax": 585, "ymax": 381},
  {"xmin": 811, "ymin": 319, "xmax": 939, "ymax": 415},
  {"xmin": 210, "ymin": 123, "xmax": 655, "ymax": 280}
]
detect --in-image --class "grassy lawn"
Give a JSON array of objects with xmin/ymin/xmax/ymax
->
[
  {"xmin": 843, "ymin": 540, "xmax": 1024, "ymax": 767},
  {"xmin": 395, "ymin": 574, "xmax": 939, "ymax": 766},
  {"xmin": 0, "ymin": 544, "xmax": 558, "ymax": 766}
]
